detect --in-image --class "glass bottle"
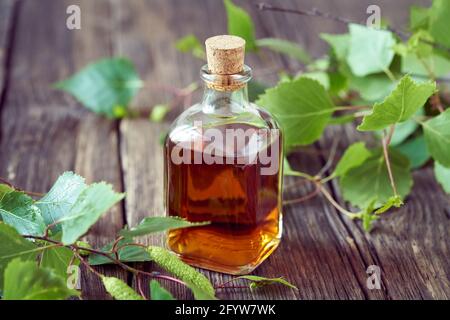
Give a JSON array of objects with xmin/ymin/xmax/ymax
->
[{"xmin": 164, "ymin": 35, "xmax": 283, "ymax": 275}]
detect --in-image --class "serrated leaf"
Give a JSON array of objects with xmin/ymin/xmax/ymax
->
[
  {"xmin": 333, "ymin": 142, "xmax": 371, "ymax": 178},
  {"xmin": 0, "ymin": 223, "xmax": 41, "ymax": 288},
  {"xmin": 0, "ymin": 191, "xmax": 45, "ymax": 236},
  {"xmin": 224, "ymin": 0, "xmax": 256, "ymax": 51},
  {"xmin": 89, "ymin": 236, "xmax": 151, "ymax": 265},
  {"xmin": 429, "ymin": 0, "xmax": 450, "ymax": 49},
  {"xmin": 320, "ymin": 33, "xmax": 350, "ymax": 61},
  {"xmin": 55, "ymin": 58, "xmax": 142, "ymax": 117},
  {"xmin": 357, "ymin": 75, "xmax": 436, "ymax": 131},
  {"xmin": 340, "ymin": 148, "xmax": 413, "ymax": 208},
  {"xmin": 59, "ymin": 183, "xmax": 124, "ymax": 245},
  {"xmin": 121, "ymin": 216, "xmax": 210, "ymax": 238},
  {"xmin": 421, "ymin": 109, "xmax": 450, "ymax": 168},
  {"xmin": 376, "ymin": 120, "xmax": 419, "ymax": 147},
  {"xmin": 410, "ymin": 5, "xmax": 429, "ymax": 31},
  {"xmin": 3, "ymin": 259, "xmax": 78, "ymax": 300},
  {"xmin": 256, "ymin": 38, "xmax": 311, "ymax": 64},
  {"xmin": 301, "ymin": 72, "xmax": 330, "ymax": 90},
  {"xmin": 434, "ymin": 162, "xmax": 450, "ymax": 194},
  {"xmin": 236, "ymin": 275, "xmax": 298, "ymax": 290},
  {"xmin": 36, "ymin": 172, "xmax": 86, "ymax": 232},
  {"xmin": 256, "ymin": 77, "xmax": 335, "ymax": 148},
  {"xmin": 147, "ymin": 246, "xmax": 216, "ymax": 300},
  {"xmin": 175, "ymin": 34, "xmax": 205, "ymax": 60},
  {"xmin": 395, "ymin": 134, "xmax": 430, "ymax": 169},
  {"xmin": 347, "ymin": 24, "xmax": 396, "ymax": 77},
  {"xmin": 102, "ymin": 276, "xmax": 143, "ymax": 300},
  {"xmin": 150, "ymin": 280, "xmax": 176, "ymax": 300},
  {"xmin": 0, "ymin": 184, "xmax": 13, "ymax": 200}
]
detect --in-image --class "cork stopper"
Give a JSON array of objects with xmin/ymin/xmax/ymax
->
[{"xmin": 205, "ymin": 35, "xmax": 245, "ymax": 75}]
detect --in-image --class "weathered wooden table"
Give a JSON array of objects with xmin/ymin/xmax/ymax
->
[{"xmin": 0, "ymin": 0, "xmax": 448, "ymax": 300}]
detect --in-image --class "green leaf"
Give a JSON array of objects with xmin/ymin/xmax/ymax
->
[
  {"xmin": 59, "ymin": 183, "xmax": 124, "ymax": 245},
  {"xmin": 410, "ymin": 5, "xmax": 429, "ymax": 31},
  {"xmin": 333, "ymin": 142, "xmax": 371, "ymax": 178},
  {"xmin": 374, "ymin": 195, "xmax": 403, "ymax": 214},
  {"xmin": 402, "ymin": 52, "xmax": 450, "ymax": 78},
  {"xmin": 3, "ymin": 259, "xmax": 78, "ymax": 300},
  {"xmin": 150, "ymin": 104, "xmax": 170, "ymax": 123},
  {"xmin": 429, "ymin": 0, "xmax": 450, "ymax": 49},
  {"xmin": 236, "ymin": 275, "xmax": 298, "ymax": 290},
  {"xmin": 301, "ymin": 72, "xmax": 330, "ymax": 90},
  {"xmin": 0, "ymin": 191, "xmax": 45, "ymax": 236},
  {"xmin": 422, "ymin": 109, "xmax": 450, "ymax": 167},
  {"xmin": 256, "ymin": 77, "xmax": 335, "ymax": 147},
  {"xmin": 349, "ymin": 74, "xmax": 395, "ymax": 102},
  {"xmin": 40, "ymin": 245, "xmax": 79, "ymax": 280},
  {"xmin": 55, "ymin": 58, "xmax": 142, "ymax": 117},
  {"xmin": 150, "ymin": 280, "xmax": 176, "ymax": 300},
  {"xmin": 357, "ymin": 75, "xmax": 436, "ymax": 131},
  {"xmin": 224, "ymin": 0, "xmax": 256, "ymax": 51},
  {"xmin": 434, "ymin": 162, "xmax": 450, "ymax": 194},
  {"xmin": 121, "ymin": 216, "xmax": 209, "ymax": 238},
  {"xmin": 248, "ymin": 80, "xmax": 267, "ymax": 102},
  {"xmin": 175, "ymin": 34, "xmax": 205, "ymax": 60},
  {"xmin": 320, "ymin": 33, "xmax": 350, "ymax": 61},
  {"xmin": 395, "ymin": 134, "xmax": 430, "ymax": 169},
  {"xmin": 147, "ymin": 246, "xmax": 216, "ymax": 300},
  {"xmin": 36, "ymin": 172, "xmax": 86, "ymax": 231},
  {"xmin": 346, "ymin": 24, "xmax": 396, "ymax": 77},
  {"xmin": 256, "ymin": 38, "xmax": 311, "ymax": 64},
  {"xmin": 0, "ymin": 223, "xmax": 41, "ymax": 288},
  {"xmin": 102, "ymin": 276, "xmax": 143, "ymax": 300},
  {"xmin": 362, "ymin": 206, "xmax": 379, "ymax": 232},
  {"xmin": 89, "ymin": 237, "xmax": 151, "ymax": 265},
  {"xmin": 0, "ymin": 184, "xmax": 13, "ymax": 200},
  {"xmin": 340, "ymin": 148, "xmax": 413, "ymax": 208},
  {"xmin": 328, "ymin": 114, "xmax": 355, "ymax": 125},
  {"xmin": 374, "ymin": 109, "xmax": 424, "ymax": 146}
]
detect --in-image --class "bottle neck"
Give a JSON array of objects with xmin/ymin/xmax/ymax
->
[{"xmin": 200, "ymin": 64, "xmax": 252, "ymax": 116}]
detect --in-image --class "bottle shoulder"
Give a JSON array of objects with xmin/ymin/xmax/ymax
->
[{"xmin": 168, "ymin": 102, "xmax": 280, "ymax": 135}]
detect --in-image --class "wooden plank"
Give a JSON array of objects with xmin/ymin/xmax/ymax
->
[
  {"xmin": 270, "ymin": 0, "xmax": 450, "ymax": 299},
  {"xmin": 0, "ymin": 0, "xmax": 128, "ymax": 300},
  {"xmin": 114, "ymin": 0, "xmax": 389, "ymax": 300},
  {"xmin": 319, "ymin": 124, "xmax": 450, "ymax": 299},
  {"xmin": 0, "ymin": 0, "xmax": 16, "ymax": 98}
]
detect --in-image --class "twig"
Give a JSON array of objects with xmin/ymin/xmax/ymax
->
[
  {"xmin": 23, "ymin": 234, "xmax": 189, "ymax": 289},
  {"xmin": 382, "ymin": 125, "xmax": 398, "ymax": 196},
  {"xmin": 283, "ymin": 184, "xmax": 321, "ymax": 205},
  {"xmin": 256, "ymin": 2, "xmax": 450, "ymax": 54},
  {"xmin": 0, "ymin": 177, "xmax": 44, "ymax": 197},
  {"xmin": 319, "ymin": 184, "xmax": 358, "ymax": 218},
  {"xmin": 111, "ymin": 236, "xmax": 124, "ymax": 260},
  {"xmin": 316, "ymin": 137, "xmax": 339, "ymax": 177},
  {"xmin": 136, "ymin": 274, "xmax": 148, "ymax": 299},
  {"xmin": 74, "ymin": 251, "xmax": 103, "ymax": 279}
]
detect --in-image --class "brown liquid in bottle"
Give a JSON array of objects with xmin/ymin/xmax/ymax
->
[{"xmin": 165, "ymin": 123, "xmax": 282, "ymax": 275}]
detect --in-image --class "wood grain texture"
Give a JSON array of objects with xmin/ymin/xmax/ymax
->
[
  {"xmin": 1, "ymin": 0, "xmax": 447, "ymax": 300},
  {"xmin": 319, "ymin": 123, "xmax": 450, "ymax": 299},
  {"xmin": 0, "ymin": 0, "xmax": 128, "ymax": 300}
]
